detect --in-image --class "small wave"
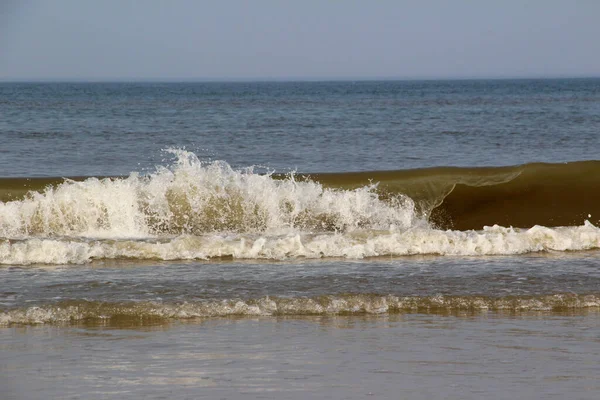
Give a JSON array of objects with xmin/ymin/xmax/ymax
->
[{"xmin": 2, "ymin": 294, "xmax": 599, "ymax": 326}]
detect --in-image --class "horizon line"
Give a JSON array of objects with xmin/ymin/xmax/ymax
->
[{"xmin": 1, "ymin": 74, "xmax": 599, "ymax": 83}]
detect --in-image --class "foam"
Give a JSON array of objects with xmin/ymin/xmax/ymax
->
[
  {"xmin": 0, "ymin": 150, "xmax": 416, "ymax": 239},
  {"xmin": 2, "ymin": 294, "xmax": 599, "ymax": 325},
  {"xmin": 1, "ymin": 222, "xmax": 600, "ymax": 264}
]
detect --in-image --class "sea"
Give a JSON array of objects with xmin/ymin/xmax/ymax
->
[{"xmin": 1, "ymin": 79, "xmax": 599, "ymax": 399}]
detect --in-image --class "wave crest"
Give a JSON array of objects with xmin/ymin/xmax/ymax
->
[{"xmin": 0, "ymin": 150, "xmax": 417, "ymax": 239}]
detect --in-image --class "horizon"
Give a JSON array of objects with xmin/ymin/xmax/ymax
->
[{"xmin": 2, "ymin": 75, "xmax": 600, "ymax": 84}]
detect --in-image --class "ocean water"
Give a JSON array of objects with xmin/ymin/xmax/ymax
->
[{"xmin": 1, "ymin": 79, "xmax": 600, "ymax": 399}]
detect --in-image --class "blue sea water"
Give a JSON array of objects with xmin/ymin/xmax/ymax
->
[
  {"xmin": 1, "ymin": 79, "xmax": 600, "ymax": 399},
  {"xmin": 1, "ymin": 79, "xmax": 599, "ymax": 177}
]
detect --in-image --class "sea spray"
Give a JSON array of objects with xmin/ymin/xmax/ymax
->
[{"xmin": 0, "ymin": 149, "xmax": 417, "ymax": 239}]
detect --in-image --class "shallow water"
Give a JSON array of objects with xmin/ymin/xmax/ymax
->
[
  {"xmin": 2, "ymin": 314, "xmax": 599, "ymax": 400},
  {"xmin": 2, "ymin": 253, "xmax": 600, "ymax": 325}
]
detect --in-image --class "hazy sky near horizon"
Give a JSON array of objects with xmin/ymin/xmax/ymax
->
[{"xmin": 1, "ymin": 0, "xmax": 599, "ymax": 80}]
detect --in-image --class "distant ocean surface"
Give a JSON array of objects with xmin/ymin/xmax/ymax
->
[{"xmin": 1, "ymin": 79, "xmax": 600, "ymax": 399}]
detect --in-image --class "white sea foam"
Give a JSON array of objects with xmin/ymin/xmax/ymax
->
[
  {"xmin": 1, "ymin": 222, "xmax": 600, "ymax": 265},
  {"xmin": 0, "ymin": 150, "xmax": 416, "ymax": 239},
  {"xmin": 1, "ymin": 150, "xmax": 600, "ymax": 265}
]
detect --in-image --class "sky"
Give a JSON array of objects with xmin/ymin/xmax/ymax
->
[{"xmin": 1, "ymin": 0, "xmax": 599, "ymax": 81}]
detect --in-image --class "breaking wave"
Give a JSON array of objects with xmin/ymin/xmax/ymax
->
[{"xmin": 1, "ymin": 150, "xmax": 599, "ymax": 265}]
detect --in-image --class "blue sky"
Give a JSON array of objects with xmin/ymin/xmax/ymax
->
[{"xmin": 1, "ymin": 0, "xmax": 599, "ymax": 80}]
